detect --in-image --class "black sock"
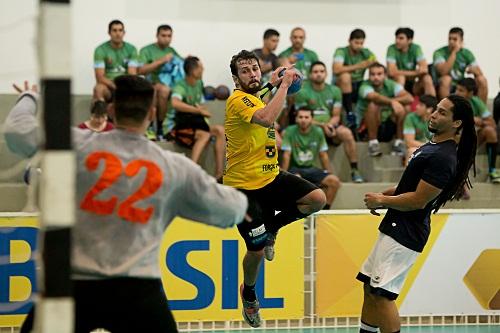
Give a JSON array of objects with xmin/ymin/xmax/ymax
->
[
  {"xmin": 268, "ymin": 204, "xmax": 310, "ymax": 234},
  {"xmin": 243, "ymin": 283, "xmax": 256, "ymax": 302},
  {"xmin": 343, "ymin": 93, "xmax": 353, "ymax": 113},
  {"xmin": 487, "ymin": 142, "xmax": 498, "ymax": 172},
  {"xmin": 351, "ymin": 162, "xmax": 358, "ymax": 170}
]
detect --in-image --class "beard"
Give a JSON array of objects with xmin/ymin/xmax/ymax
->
[{"xmin": 240, "ymin": 79, "xmax": 262, "ymax": 94}]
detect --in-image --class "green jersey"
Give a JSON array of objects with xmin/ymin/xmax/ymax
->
[
  {"xmin": 333, "ymin": 46, "xmax": 375, "ymax": 82},
  {"xmin": 432, "ymin": 46, "xmax": 477, "ymax": 82},
  {"xmin": 470, "ymin": 96, "xmax": 491, "ymax": 119},
  {"xmin": 281, "ymin": 124, "xmax": 328, "ymax": 168},
  {"xmin": 356, "ymin": 79, "xmax": 404, "ymax": 121},
  {"xmin": 278, "ymin": 47, "xmax": 319, "ymax": 77},
  {"xmin": 294, "ymin": 80, "xmax": 342, "ymax": 124},
  {"xmin": 139, "ymin": 43, "xmax": 181, "ymax": 83},
  {"xmin": 386, "ymin": 43, "xmax": 425, "ymax": 71},
  {"xmin": 93, "ymin": 41, "xmax": 138, "ymax": 79},
  {"xmin": 403, "ymin": 112, "xmax": 431, "ymax": 142},
  {"xmin": 165, "ymin": 79, "xmax": 206, "ymax": 132}
]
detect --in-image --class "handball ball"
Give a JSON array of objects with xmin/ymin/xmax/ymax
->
[
  {"xmin": 279, "ymin": 68, "xmax": 303, "ymax": 95},
  {"xmin": 203, "ymin": 85, "xmax": 216, "ymax": 101},
  {"xmin": 214, "ymin": 85, "xmax": 230, "ymax": 100}
]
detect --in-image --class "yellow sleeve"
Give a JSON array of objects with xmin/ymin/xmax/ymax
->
[{"xmin": 229, "ymin": 93, "xmax": 263, "ymax": 123}]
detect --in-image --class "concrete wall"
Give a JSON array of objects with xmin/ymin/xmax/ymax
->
[{"xmin": 1, "ymin": 0, "xmax": 499, "ymax": 96}]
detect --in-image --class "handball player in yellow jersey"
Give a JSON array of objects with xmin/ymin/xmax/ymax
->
[{"xmin": 224, "ymin": 50, "xmax": 326, "ymax": 327}]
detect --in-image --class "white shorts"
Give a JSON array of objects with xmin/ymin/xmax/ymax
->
[{"xmin": 356, "ymin": 232, "xmax": 419, "ymax": 300}]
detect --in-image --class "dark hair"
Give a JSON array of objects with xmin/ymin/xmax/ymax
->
[
  {"xmin": 90, "ymin": 100, "xmax": 107, "ymax": 117},
  {"xmin": 113, "ymin": 75, "xmax": 155, "ymax": 124},
  {"xmin": 369, "ymin": 62, "xmax": 386, "ymax": 73},
  {"xmin": 419, "ymin": 94, "xmax": 438, "ymax": 109},
  {"xmin": 157, "ymin": 24, "xmax": 172, "ymax": 35},
  {"xmin": 310, "ymin": 61, "xmax": 326, "ymax": 73},
  {"xmin": 184, "ymin": 56, "xmax": 200, "ymax": 76},
  {"xmin": 230, "ymin": 50, "xmax": 260, "ymax": 76},
  {"xmin": 263, "ymin": 29, "xmax": 280, "ymax": 39},
  {"xmin": 349, "ymin": 28, "xmax": 366, "ymax": 40},
  {"xmin": 457, "ymin": 78, "xmax": 478, "ymax": 95},
  {"xmin": 395, "ymin": 27, "xmax": 414, "ymax": 39},
  {"xmin": 449, "ymin": 27, "xmax": 464, "ymax": 38},
  {"xmin": 432, "ymin": 94, "xmax": 476, "ymax": 213},
  {"xmin": 296, "ymin": 106, "xmax": 314, "ymax": 116},
  {"xmin": 108, "ymin": 20, "xmax": 124, "ymax": 33}
]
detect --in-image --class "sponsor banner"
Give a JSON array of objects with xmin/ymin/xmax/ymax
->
[
  {"xmin": 0, "ymin": 216, "xmax": 304, "ymax": 326},
  {"xmin": 161, "ymin": 217, "xmax": 304, "ymax": 321},
  {"xmin": 315, "ymin": 213, "xmax": 500, "ymax": 317},
  {"xmin": 0, "ymin": 215, "xmax": 38, "ymax": 327}
]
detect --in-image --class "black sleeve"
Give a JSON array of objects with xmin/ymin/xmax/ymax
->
[{"xmin": 421, "ymin": 153, "xmax": 455, "ymax": 189}]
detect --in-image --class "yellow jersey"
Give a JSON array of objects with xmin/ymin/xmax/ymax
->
[{"xmin": 223, "ymin": 89, "xmax": 279, "ymax": 190}]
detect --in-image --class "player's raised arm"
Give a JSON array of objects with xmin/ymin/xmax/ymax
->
[{"xmin": 4, "ymin": 82, "xmax": 41, "ymax": 157}]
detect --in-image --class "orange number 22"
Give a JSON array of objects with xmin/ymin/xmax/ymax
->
[{"xmin": 80, "ymin": 152, "xmax": 163, "ymax": 224}]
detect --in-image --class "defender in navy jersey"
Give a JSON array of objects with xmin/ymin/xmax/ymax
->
[{"xmin": 356, "ymin": 95, "xmax": 477, "ymax": 333}]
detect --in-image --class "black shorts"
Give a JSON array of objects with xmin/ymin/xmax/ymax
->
[
  {"xmin": 168, "ymin": 115, "xmax": 210, "ymax": 148},
  {"xmin": 289, "ymin": 166, "xmax": 329, "ymax": 187},
  {"xmin": 378, "ymin": 118, "xmax": 397, "ymax": 142},
  {"xmin": 21, "ymin": 278, "xmax": 178, "ymax": 333},
  {"xmin": 404, "ymin": 80, "xmax": 415, "ymax": 94},
  {"xmin": 237, "ymin": 171, "xmax": 318, "ymax": 251}
]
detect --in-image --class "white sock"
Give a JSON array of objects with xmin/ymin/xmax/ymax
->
[
  {"xmin": 369, "ymin": 139, "xmax": 379, "ymax": 146},
  {"xmin": 394, "ymin": 138, "xmax": 403, "ymax": 145}
]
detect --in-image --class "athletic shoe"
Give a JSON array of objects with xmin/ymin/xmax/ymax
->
[
  {"xmin": 351, "ymin": 169, "xmax": 364, "ymax": 183},
  {"xmin": 391, "ymin": 141, "xmax": 406, "ymax": 156},
  {"xmin": 264, "ymin": 232, "xmax": 276, "ymax": 261},
  {"xmin": 240, "ymin": 284, "xmax": 261, "ymax": 328},
  {"xmin": 489, "ymin": 170, "xmax": 500, "ymax": 184},
  {"xmin": 368, "ymin": 142, "xmax": 382, "ymax": 157}
]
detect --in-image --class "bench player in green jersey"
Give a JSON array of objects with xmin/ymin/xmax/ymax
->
[
  {"xmin": 332, "ymin": 29, "xmax": 376, "ymax": 119},
  {"xmin": 433, "ymin": 27, "xmax": 488, "ymax": 103},
  {"xmin": 295, "ymin": 61, "xmax": 364, "ymax": 183},
  {"xmin": 403, "ymin": 95, "xmax": 437, "ymax": 165},
  {"xmin": 386, "ymin": 27, "xmax": 435, "ymax": 97},
  {"xmin": 93, "ymin": 20, "xmax": 138, "ymax": 102},
  {"xmin": 278, "ymin": 27, "xmax": 319, "ymax": 78},
  {"xmin": 356, "ymin": 63, "xmax": 413, "ymax": 157},
  {"xmin": 281, "ymin": 108, "xmax": 341, "ymax": 208},
  {"xmin": 455, "ymin": 78, "xmax": 500, "ymax": 183},
  {"xmin": 138, "ymin": 24, "xmax": 182, "ymax": 138}
]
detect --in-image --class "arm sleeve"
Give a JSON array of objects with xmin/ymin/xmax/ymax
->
[
  {"xmin": 333, "ymin": 48, "xmax": 345, "ymax": 63},
  {"xmin": 93, "ymin": 46, "xmax": 105, "ymax": 69},
  {"xmin": 281, "ymin": 130, "xmax": 292, "ymax": 151},
  {"xmin": 421, "ymin": 153, "xmax": 455, "ymax": 189},
  {"xmin": 3, "ymin": 92, "xmax": 41, "ymax": 157},
  {"xmin": 403, "ymin": 114, "xmax": 416, "ymax": 135},
  {"xmin": 173, "ymin": 154, "xmax": 248, "ymax": 228},
  {"xmin": 128, "ymin": 45, "xmax": 139, "ymax": 68},
  {"xmin": 394, "ymin": 83, "xmax": 404, "ymax": 96},
  {"xmin": 333, "ymin": 86, "xmax": 342, "ymax": 109},
  {"xmin": 359, "ymin": 83, "xmax": 374, "ymax": 99},
  {"xmin": 433, "ymin": 49, "xmax": 445, "ymax": 64},
  {"xmin": 138, "ymin": 48, "xmax": 149, "ymax": 66},
  {"xmin": 386, "ymin": 45, "xmax": 396, "ymax": 64},
  {"xmin": 230, "ymin": 95, "xmax": 262, "ymax": 123},
  {"xmin": 415, "ymin": 45, "xmax": 425, "ymax": 62},
  {"xmin": 171, "ymin": 83, "xmax": 185, "ymax": 101},
  {"xmin": 318, "ymin": 128, "xmax": 328, "ymax": 152}
]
